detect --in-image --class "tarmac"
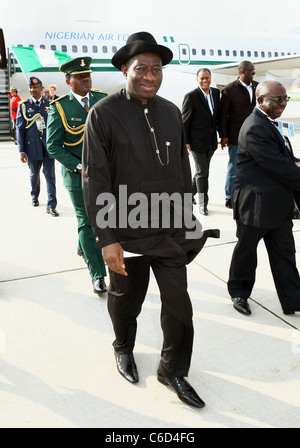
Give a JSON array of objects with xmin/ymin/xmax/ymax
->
[{"xmin": 1, "ymin": 105, "xmax": 300, "ymax": 428}]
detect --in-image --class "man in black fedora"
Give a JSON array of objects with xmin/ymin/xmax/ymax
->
[{"xmin": 82, "ymin": 32, "xmax": 219, "ymax": 408}]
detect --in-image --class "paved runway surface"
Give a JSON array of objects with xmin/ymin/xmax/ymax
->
[{"xmin": 1, "ymin": 109, "xmax": 300, "ymax": 428}]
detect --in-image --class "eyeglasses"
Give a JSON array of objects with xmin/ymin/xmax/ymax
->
[{"xmin": 263, "ymin": 96, "xmax": 290, "ymax": 104}]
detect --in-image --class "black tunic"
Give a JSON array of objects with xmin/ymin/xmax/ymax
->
[{"xmin": 82, "ymin": 89, "xmax": 218, "ymax": 260}]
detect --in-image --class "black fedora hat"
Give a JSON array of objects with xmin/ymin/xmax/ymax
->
[{"xmin": 111, "ymin": 31, "xmax": 173, "ymax": 71}]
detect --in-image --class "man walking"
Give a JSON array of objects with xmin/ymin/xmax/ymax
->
[
  {"xmin": 16, "ymin": 77, "xmax": 58, "ymax": 216},
  {"xmin": 46, "ymin": 58, "xmax": 107, "ymax": 297},
  {"xmin": 82, "ymin": 32, "xmax": 219, "ymax": 408},
  {"xmin": 219, "ymin": 61, "xmax": 257, "ymax": 208},
  {"xmin": 182, "ymin": 68, "xmax": 220, "ymax": 215},
  {"xmin": 228, "ymin": 80, "xmax": 300, "ymax": 316}
]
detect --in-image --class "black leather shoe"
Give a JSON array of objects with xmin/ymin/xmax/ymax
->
[
  {"xmin": 199, "ymin": 206, "xmax": 208, "ymax": 216},
  {"xmin": 283, "ymin": 310, "xmax": 295, "ymax": 315},
  {"xmin": 232, "ymin": 297, "xmax": 251, "ymax": 315},
  {"xmin": 115, "ymin": 352, "xmax": 139, "ymax": 384},
  {"xmin": 46, "ymin": 207, "xmax": 59, "ymax": 217},
  {"xmin": 93, "ymin": 277, "xmax": 107, "ymax": 295},
  {"xmin": 157, "ymin": 372, "xmax": 205, "ymax": 408},
  {"xmin": 32, "ymin": 199, "xmax": 39, "ymax": 207},
  {"xmin": 225, "ymin": 199, "xmax": 232, "ymax": 209}
]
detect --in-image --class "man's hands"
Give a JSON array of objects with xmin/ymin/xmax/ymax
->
[
  {"xmin": 220, "ymin": 137, "xmax": 228, "ymax": 149},
  {"xmin": 20, "ymin": 153, "xmax": 27, "ymax": 163},
  {"xmin": 103, "ymin": 242, "xmax": 128, "ymax": 276}
]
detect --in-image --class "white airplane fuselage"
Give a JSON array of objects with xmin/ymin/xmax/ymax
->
[{"xmin": 2, "ymin": 25, "xmax": 300, "ymax": 107}]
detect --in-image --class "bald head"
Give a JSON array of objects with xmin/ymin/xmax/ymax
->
[
  {"xmin": 256, "ymin": 80, "xmax": 285, "ymax": 99},
  {"xmin": 256, "ymin": 80, "xmax": 289, "ymax": 119}
]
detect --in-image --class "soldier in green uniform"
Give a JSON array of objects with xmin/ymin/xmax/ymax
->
[{"xmin": 46, "ymin": 57, "xmax": 107, "ymax": 296}]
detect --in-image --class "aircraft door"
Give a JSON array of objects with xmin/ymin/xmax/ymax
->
[
  {"xmin": 0, "ymin": 29, "xmax": 7, "ymax": 69},
  {"xmin": 178, "ymin": 44, "xmax": 190, "ymax": 65}
]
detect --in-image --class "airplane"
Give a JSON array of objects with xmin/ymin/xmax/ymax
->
[
  {"xmin": 0, "ymin": 22, "xmax": 299, "ymax": 141},
  {"xmin": 1, "ymin": 23, "xmax": 300, "ymax": 102}
]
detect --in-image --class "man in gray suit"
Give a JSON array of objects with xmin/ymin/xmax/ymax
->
[{"xmin": 228, "ymin": 80, "xmax": 300, "ymax": 316}]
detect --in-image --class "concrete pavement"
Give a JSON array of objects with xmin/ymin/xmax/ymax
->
[{"xmin": 1, "ymin": 122, "xmax": 300, "ymax": 428}]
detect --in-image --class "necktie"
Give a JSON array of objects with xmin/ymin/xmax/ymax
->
[
  {"xmin": 81, "ymin": 97, "xmax": 89, "ymax": 112},
  {"xmin": 206, "ymin": 92, "xmax": 214, "ymax": 115}
]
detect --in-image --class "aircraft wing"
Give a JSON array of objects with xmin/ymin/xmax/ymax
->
[{"xmin": 211, "ymin": 54, "xmax": 300, "ymax": 88}]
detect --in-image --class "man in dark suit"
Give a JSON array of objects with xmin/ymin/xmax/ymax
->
[
  {"xmin": 16, "ymin": 77, "xmax": 58, "ymax": 216},
  {"xmin": 219, "ymin": 61, "xmax": 258, "ymax": 208},
  {"xmin": 182, "ymin": 68, "xmax": 220, "ymax": 215},
  {"xmin": 228, "ymin": 80, "xmax": 300, "ymax": 316}
]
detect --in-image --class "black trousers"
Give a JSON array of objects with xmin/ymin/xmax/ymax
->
[
  {"xmin": 228, "ymin": 219, "xmax": 300, "ymax": 312},
  {"xmin": 107, "ymin": 254, "xmax": 194, "ymax": 378},
  {"xmin": 191, "ymin": 147, "xmax": 215, "ymax": 207}
]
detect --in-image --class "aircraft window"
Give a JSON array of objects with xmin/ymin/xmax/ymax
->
[
  {"xmin": 29, "ymin": 44, "xmax": 34, "ymax": 47},
  {"xmin": 192, "ymin": 49, "xmax": 196, "ymax": 55},
  {"xmin": 274, "ymin": 52, "xmax": 278, "ymax": 57},
  {"xmin": 112, "ymin": 46, "xmax": 117, "ymax": 53},
  {"xmin": 201, "ymin": 49, "xmax": 206, "ymax": 56},
  {"xmin": 226, "ymin": 50, "xmax": 230, "ymax": 56},
  {"xmin": 218, "ymin": 50, "xmax": 222, "ymax": 56},
  {"xmin": 182, "ymin": 48, "xmax": 187, "ymax": 55},
  {"xmin": 72, "ymin": 45, "xmax": 78, "ymax": 53},
  {"xmin": 247, "ymin": 51, "xmax": 251, "ymax": 57},
  {"xmin": 102, "ymin": 46, "xmax": 108, "ymax": 53},
  {"xmin": 240, "ymin": 50, "xmax": 244, "ymax": 57},
  {"xmin": 281, "ymin": 52, "xmax": 285, "ymax": 56},
  {"xmin": 61, "ymin": 45, "xmax": 67, "ymax": 52},
  {"xmin": 92, "ymin": 46, "xmax": 98, "ymax": 53},
  {"xmin": 82, "ymin": 45, "xmax": 88, "ymax": 53},
  {"xmin": 40, "ymin": 45, "xmax": 46, "ymax": 49},
  {"xmin": 268, "ymin": 52, "xmax": 272, "ymax": 57},
  {"xmin": 287, "ymin": 52, "xmax": 291, "ymax": 55},
  {"xmin": 210, "ymin": 49, "xmax": 214, "ymax": 56},
  {"xmin": 254, "ymin": 51, "xmax": 258, "ymax": 57},
  {"xmin": 51, "ymin": 45, "xmax": 57, "ymax": 51},
  {"xmin": 261, "ymin": 51, "xmax": 265, "ymax": 57},
  {"xmin": 17, "ymin": 44, "xmax": 23, "ymax": 47},
  {"xmin": 233, "ymin": 50, "xmax": 237, "ymax": 56}
]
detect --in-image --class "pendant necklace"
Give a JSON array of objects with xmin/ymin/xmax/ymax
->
[{"xmin": 144, "ymin": 108, "xmax": 170, "ymax": 166}]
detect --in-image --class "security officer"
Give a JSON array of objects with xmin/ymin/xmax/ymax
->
[
  {"xmin": 16, "ymin": 77, "xmax": 58, "ymax": 216},
  {"xmin": 46, "ymin": 57, "xmax": 107, "ymax": 296}
]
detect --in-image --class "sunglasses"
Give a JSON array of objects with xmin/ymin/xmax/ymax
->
[{"xmin": 262, "ymin": 96, "xmax": 290, "ymax": 104}]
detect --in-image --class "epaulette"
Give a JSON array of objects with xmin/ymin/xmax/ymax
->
[
  {"xmin": 51, "ymin": 94, "xmax": 68, "ymax": 104},
  {"xmin": 18, "ymin": 99, "xmax": 26, "ymax": 105},
  {"xmin": 91, "ymin": 89, "xmax": 107, "ymax": 94}
]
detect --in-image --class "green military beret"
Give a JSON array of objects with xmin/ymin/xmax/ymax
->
[{"xmin": 60, "ymin": 57, "xmax": 92, "ymax": 76}]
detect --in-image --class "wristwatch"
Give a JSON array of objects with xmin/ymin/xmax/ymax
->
[{"xmin": 75, "ymin": 163, "xmax": 82, "ymax": 172}]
